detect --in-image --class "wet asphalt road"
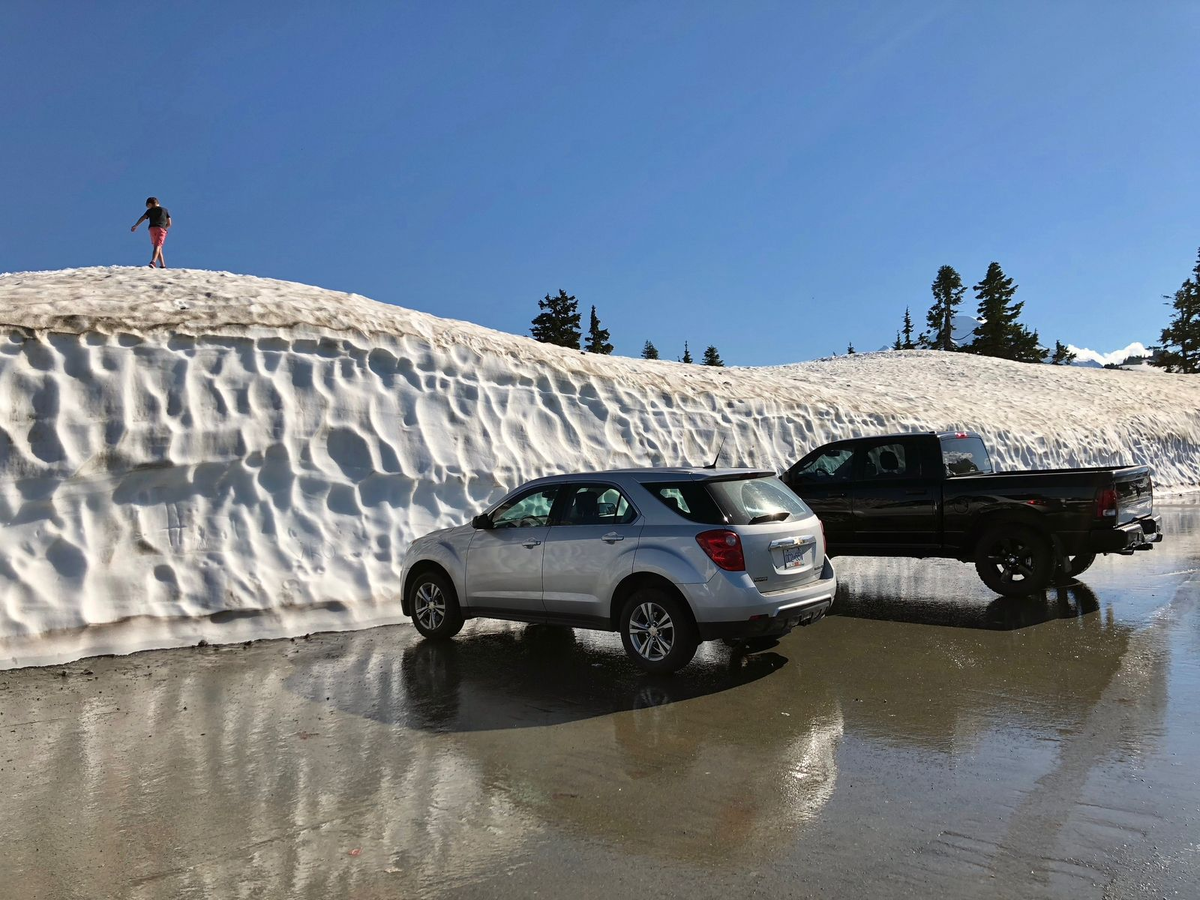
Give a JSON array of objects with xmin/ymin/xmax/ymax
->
[{"xmin": 2, "ymin": 505, "xmax": 1198, "ymax": 900}]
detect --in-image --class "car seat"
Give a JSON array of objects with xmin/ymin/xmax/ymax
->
[
  {"xmin": 567, "ymin": 492, "xmax": 600, "ymax": 524},
  {"xmin": 878, "ymin": 449, "xmax": 901, "ymax": 476}
]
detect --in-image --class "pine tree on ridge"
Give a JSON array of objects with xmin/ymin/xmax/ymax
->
[
  {"xmin": 530, "ymin": 289, "xmax": 581, "ymax": 349},
  {"xmin": 963, "ymin": 262, "xmax": 1046, "ymax": 363},
  {"xmin": 926, "ymin": 265, "xmax": 966, "ymax": 351},
  {"xmin": 1152, "ymin": 247, "xmax": 1200, "ymax": 374},
  {"xmin": 1050, "ymin": 341, "xmax": 1076, "ymax": 365},
  {"xmin": 584, "ymin": 305, "xmax": 613, "ymax": 355}
]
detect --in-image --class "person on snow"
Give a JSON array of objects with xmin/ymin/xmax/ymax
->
[{"xmin": 131, "ymin": 197, "xmax": 172, "ymax": 268}]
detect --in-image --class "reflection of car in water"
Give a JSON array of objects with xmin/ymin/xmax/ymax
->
[
  {"xmin": 401, "ymin": 468, "xmax": 837, "ymax": 673},
  {"xmin": 294, "ymin": 623, "xmax": 844, "ymax": 863},
  {"xmin": 823, "ymin": 580, "xmax": 1152, "ymax": 749}
]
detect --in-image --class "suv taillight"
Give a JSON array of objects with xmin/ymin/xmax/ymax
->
[
  {"xmin": 696, "ymin": 529, "xmax": 745, "ymax": 571},
  {"xmin": 1096, "ymin": 488, "xmax": 1118, "ymax": 519}
]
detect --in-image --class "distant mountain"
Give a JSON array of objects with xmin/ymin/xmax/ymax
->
[
  {"xmin": 951, "ymin": 314, "xmax": 979, "ymax": 347},
  {"xmin": 1066, "ymin": 341, "xmax": 1153, "ymax": 369}
]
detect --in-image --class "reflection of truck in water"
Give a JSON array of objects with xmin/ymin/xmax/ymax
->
[{"xmin": 783, "ymin": 431, "xmax": 1163, "ymax": 596}]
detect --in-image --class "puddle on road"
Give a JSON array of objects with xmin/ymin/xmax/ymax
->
[{"xmin": 1, "ymin": 505, "xmax": 1197, "ymax": 899}]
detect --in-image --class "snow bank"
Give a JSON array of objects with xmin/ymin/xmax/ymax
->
[{"xmin": 2, "ymin": 267, "xmax": 1199, "ymax": 668}]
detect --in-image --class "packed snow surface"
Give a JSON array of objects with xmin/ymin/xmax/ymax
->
[{"xmin": 2, "ymin": 267, "xmax": 1199, "ymax": 668}]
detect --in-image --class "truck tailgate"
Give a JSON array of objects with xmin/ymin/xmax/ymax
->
[{"xmin": 1114, "ymin": 467, "xmax": 1153, "ymax": 524}]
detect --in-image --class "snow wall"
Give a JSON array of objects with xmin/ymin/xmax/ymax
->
[{"xmin": 2, "ymin": 268, "xmax": 1199, "ymax": 667}]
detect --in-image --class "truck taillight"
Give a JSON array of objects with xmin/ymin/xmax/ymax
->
[
  {"xmin": 696, "ymin": 530, "xmax": 746, "ymax": 571},
  {"xmin": 1096, "ymin": 488, "xmax": 1118, "ymax": 518}
]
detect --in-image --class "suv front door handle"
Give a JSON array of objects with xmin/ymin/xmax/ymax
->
[
  {"xmin": 522, "ymin": 539, "xmax": 542, "ymax": 548},
  {"xmin": 601, "ymin": 532, "xmax": 624, "ymax": 543}
]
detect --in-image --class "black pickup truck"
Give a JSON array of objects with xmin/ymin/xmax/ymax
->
[{"xmin": 782, "ymin": 431, "xmax": 1163, "ymax": 596}]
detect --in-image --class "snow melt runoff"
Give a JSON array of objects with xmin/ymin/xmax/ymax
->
[{"xmin": 2, "ymin": 267, "xmax": 1198, "ymax": 667}]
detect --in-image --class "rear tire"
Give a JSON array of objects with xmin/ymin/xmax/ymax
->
[
  {"xmin": 408, "ymin": 570, "xmax": 465, "ymax": 640},
  {"xmin": 974, "ymin": 525, "xmax": 1053, "ymax": 596},
  {"xmin": 619, "ymin": 589, "xmax": 698, "ymax": 674}
]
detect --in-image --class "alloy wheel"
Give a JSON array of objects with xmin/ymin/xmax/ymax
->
[
  {"xmin": 414, "ymin": 581, "xmax": 446, "ymax": 631},
  {"xmin": 628, "ymin": 601, "xmax": 675, "ymax": 661}
]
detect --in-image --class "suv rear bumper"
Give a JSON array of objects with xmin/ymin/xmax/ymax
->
[
  {"xmin": 1090, "ymin": 515, "xmax": 1163, "ymax": 554},
  {"xmin": 686, "ymin": 557, "xmax": 837, "ymax": 641}
]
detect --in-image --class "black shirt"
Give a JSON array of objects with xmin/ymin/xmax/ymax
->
[{"xmin": 146, "ymin": 206, "xmax": 170, "ymax": 228}]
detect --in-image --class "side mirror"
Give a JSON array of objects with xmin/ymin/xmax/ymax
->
[{"xmin": 471, "ymin": 514, "xmax": 493, "ymax": 530}]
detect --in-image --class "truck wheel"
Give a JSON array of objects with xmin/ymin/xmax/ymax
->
[
  {"xmin": 974, "ymin": 525, "xmax": 1053, "ymax": 596},
  {"xmin": 619, "ymin": 589, "xmax": 698, "ymax": 674},
  {"xmin": 1055, "ymin": 552, "xmax": 1097, "ymax": 582},
  {"xmin": 408, "ymin": 570, "xmax": 465, "ymax": 640}
]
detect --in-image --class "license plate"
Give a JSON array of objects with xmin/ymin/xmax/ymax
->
[{"xmin": 782, "ymin": 545, "xmax": 806, "ymax": 569}]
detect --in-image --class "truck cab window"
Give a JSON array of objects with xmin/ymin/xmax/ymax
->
[
  {"xmin": 793, "ymin": 446, "xmax": 854, "ymax": 483},
  {"xmin": 858, "ymin": 442, "xmax": 915, "ymax": 479}
]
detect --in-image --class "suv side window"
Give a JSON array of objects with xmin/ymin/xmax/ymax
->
[
  {"xmin": 557, "ymin": 484, "xmax": 637, "ymax": 526},
  {"xmin": 491, "ymin": 486, "xmax": 559, "ymax": 528},
  {"xmin": 856, "ymin": 441, "xmax": 919, "ymax": 480},
  {"xmin": 791, "ymin": 446, "xmax": 854, "ymax": 483},
  {"xmin": 642, "ymin": 482, "xmax": 727, "ymax": 524}
]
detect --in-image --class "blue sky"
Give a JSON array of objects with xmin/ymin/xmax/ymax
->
[{"xmin": 3, "ymin": 2, "xmax": 1198, "ymax": 364}]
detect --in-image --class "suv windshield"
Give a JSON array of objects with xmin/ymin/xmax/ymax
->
[{"xmin": 706, "ymin": 476, "xmax": 811, "ymax": 525}]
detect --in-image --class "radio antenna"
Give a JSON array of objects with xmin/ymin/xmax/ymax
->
[{"xmin": 704, "ymin": 437, "xmax": 726, "ymax": 469}]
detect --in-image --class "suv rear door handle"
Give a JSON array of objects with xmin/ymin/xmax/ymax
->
[
  {"xmin": 601, "ymin": 532, "xmax": 624, "ymax": 543},
  {"xmin": 522, "ymin": 539, "xmax": 542, "ymax": 548}
]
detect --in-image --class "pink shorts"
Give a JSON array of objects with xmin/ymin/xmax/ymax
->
[{"xmin": 149, "ymin": 226, "xmax": 167, "ymax": 247}]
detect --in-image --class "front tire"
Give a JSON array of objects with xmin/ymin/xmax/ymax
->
[
  {"xmin": 974, "ymin": 525, "xmax": 1054, "ymax": 596},
  {"xmin": 408, "ymin": 570, "xmax": 465, "ymax": 640},
  {"xmin": 619, "ymin": 589, "xmax": 698, "ymax": 674}
]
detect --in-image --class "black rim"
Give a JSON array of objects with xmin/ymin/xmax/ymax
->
[{"xmin": 984, "ymin": 536, "xmax": 1037, "ymax": 585}]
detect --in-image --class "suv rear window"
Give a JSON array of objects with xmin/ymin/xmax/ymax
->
[
  {"xmin": 642, "ymin": 482, "xmax": 727, "ymax": 524},
  {"xmin": 707, "ymin": 476, "xmax": 811, "ymax": 525}
]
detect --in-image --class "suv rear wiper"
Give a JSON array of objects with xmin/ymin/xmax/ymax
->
[{"xmin": 748, "ymin": 512, "xmax": 790, "ymax": 525}]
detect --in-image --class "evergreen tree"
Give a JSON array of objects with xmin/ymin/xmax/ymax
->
[
  {"xmin": 963, "ymin": 262, "xmax": 1047, "ymax": 362},
  {"xmin": 926, "ymin": 265, "xmax": 966, "ymax": 351},
  {"xmin": 530, "ymin": 289, "xmax": 581, "ymax": 349},
  {"xmin": 847, "ymin": 342, "xmax": 856, "ymax": 355},
  {"xmin": 680, "ymin": 341, "xmax": 693, "ymax": 364},
  {"xmin": 584, "ymin": 305, "xmax": 613, "ymax": 354},
  {"xmin": 901, "ymin": 307, "xmax": 916, "ymax": 349},
  {"xmin": 1049, "ymin": 340, "xmax": 1076, "ymax": 365},
  {"xmin": 892, "ymin": 333, "xmax": 902, "ymax": 351},
  {"xmin": 641, "ymin": 340, "xmax": 659, "ymax": 360},
  {"xmin": 1152, "ymin": 247, "xmax": 1200, "ymax": 374},
  {"xmin": 702, "ymin": 345, "xmax": 724, "ymax": 366}
]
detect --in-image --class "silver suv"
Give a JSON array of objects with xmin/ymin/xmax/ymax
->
[{"xmin": 401, "ymin": 468, "xmax": 837, "ymax": 672}]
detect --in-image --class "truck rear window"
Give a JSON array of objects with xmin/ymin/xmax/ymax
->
[{"xmin": 940, "ymin": 436, "xmax": 994, "ymax": 477}]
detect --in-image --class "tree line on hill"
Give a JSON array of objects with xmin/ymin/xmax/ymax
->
[
  {"xmin": 530, "ymin": 289, "xmax": 726, "ymax": 365},
  {"xmin": 527, "ymin": 246, "xmax": 1200, "ymax": 374},
  {"xmin": 866, "ymin": 247, "xmax": 1200, "ymax": 373},
  {"xmin": 870, "ymin": 261, "xmax": 1074, "ymax": 364}
]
